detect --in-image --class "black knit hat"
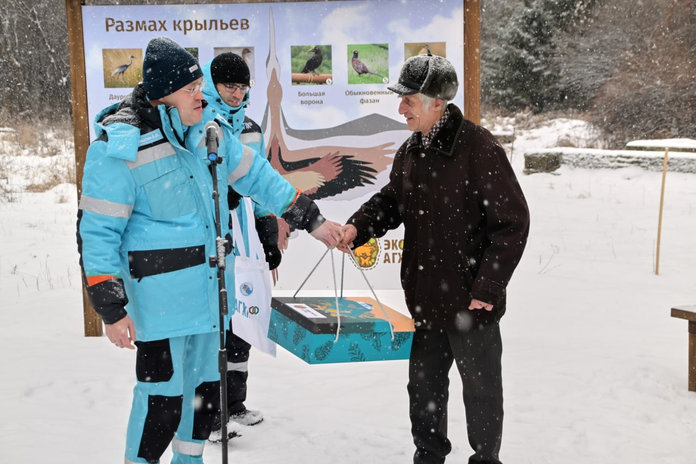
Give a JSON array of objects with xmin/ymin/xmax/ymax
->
[
  {"xmin": 210, "ymin": 53, "xmax": 250, "ymax": 86},
  {"xmin": 388, "ymin": 53, "xmax": 458, "ymax": 101},
  {"xmin": 142, "ymin": 37, "xmax": 203, "ymax": 100}
]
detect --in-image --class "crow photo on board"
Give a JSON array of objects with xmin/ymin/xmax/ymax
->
[
  {"xmin": 301, "ymin": 46, "xmax": 323, "ymax": 74},
  {"xmin": 351, "ymin": 50, "xmax": 384, "ymax": 79}
]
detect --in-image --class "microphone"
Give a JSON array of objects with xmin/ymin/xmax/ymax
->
[{"xmin": 205, "ymin": 120, "xmax": 219, "ymax": 162}]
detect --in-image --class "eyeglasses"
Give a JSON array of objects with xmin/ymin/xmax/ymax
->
[
  {"xmin": 181, "ymin": 80, "xmax": 206, "ymax": 96},
  {"xmin": 221, "ymin": 83, "xmax": 250, "ymax": 94}
]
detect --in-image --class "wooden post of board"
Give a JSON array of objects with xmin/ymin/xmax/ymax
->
[
  {"xmin": 464, "ymin": 0, "xmax": 481, "ymax": 124},
  {"xmin": 66, "ymin": 0, "xmax": 103, "ymax": 337},
  {"xmin": 691, "ymin": 320, "xmax": 696, "ymax": 392},
  {"xmin": 670, "ymin": 306, "xmax": 696, "ymax": 392},
  {"xmin": 655, "ymin": 148, "xmax": 669, "ymax": 275}
]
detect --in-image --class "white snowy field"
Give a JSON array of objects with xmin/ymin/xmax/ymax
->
[{"xmin": 2, "ymin": 119, "xmax": 696, "ymax": 463}]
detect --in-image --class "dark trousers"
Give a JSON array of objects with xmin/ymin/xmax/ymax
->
[
  {"xmin": 408, "ymin": 322, "xmax": 503, "ymax": 464},
  {"xmin": 212, "ymin": 331, "xmax": 251, "ymax": 430},
  {"xmin": 225, "ymin": 330, "xmax": 251, "ymax": 415}
]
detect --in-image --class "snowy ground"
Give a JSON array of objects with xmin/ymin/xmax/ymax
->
[{"xmin": 2, "ymin": 119, "xmax": 696, "ymax": 463}]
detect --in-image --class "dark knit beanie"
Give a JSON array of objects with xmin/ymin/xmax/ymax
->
[
  {"xmin": 388, "ymin": 52, "xmax": 459, "ymax": 101},
  {"xmin": 142, "ymin": 37, "xmax": 203, "ymax": 100},
  {"xmin": 210, "ymin": 53, "xmax": 250, "ymax": 86}
]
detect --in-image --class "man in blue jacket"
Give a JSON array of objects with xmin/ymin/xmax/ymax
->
[
  {"xmin": 77, "ymin": 37, "xmax": 343, "ymax": 464},
  {"xmin": 200, "ymin": 52, "xmax": 273, "ymax": 438}
]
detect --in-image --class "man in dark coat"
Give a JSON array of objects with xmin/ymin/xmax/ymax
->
[{"xmin": 338, "ymin": 53, "xmax": 529, "ymax": 464}]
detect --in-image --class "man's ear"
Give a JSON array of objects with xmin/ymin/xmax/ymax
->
[{"xmin": 432, "ymin": 98, "xmax": 445, "ymax": 112}]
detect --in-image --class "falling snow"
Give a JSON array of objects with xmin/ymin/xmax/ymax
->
[{"xmin": 1, "ymin": 118, "xmax": 696, "ymax": 463}]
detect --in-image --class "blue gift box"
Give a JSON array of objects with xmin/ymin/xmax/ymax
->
[{"xmin": 269, "ymin": 296, "xmax": 414, "ymax": 364}]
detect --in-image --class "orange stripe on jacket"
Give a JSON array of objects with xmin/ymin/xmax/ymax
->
[
  {"xmin": 288, "ymin": 190, "xmax": 301, "ymax": 206},
  {"xmin": 86, "ymin": 275, "xmax": 118, "ymax": 286}
]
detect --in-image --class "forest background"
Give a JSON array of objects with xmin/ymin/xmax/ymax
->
[{"xmin": 0, "ymin": 0, "xmax": 694, "ymax": 150}]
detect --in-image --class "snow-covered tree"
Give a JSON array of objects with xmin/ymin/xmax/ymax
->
[
  {"xmin": 0, "ymin": 0, "xmax": 71, "ymax": 122},
  {"xmin": 483, "ymin": 0, "xmax": 598, "ymax": 112}
]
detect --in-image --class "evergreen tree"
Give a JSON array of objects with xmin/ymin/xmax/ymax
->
[{"xmin": 483, "ymin": 0, "xmax": 597, "ymax": 112}]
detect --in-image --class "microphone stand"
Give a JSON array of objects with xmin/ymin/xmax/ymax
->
[{"xmin": 206, "ymin": 121, "xmax": 230, "ymax": 463}]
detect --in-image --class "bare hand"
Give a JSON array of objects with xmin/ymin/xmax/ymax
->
[
  {"xmin": 105, "ymin": 315, "xmax": 137, "ymax": 349},
  {"xmin": 468, "ymin": 298, "xmax": 494, "ymax": 311},
  {"xmin": 309, "ymin": 220, "xmax": 344, "ymax": 248},
  {"xmin": 337, "ymin": 224, "xmax": 358, "ymax": 253}
]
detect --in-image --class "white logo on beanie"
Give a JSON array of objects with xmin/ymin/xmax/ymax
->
[{"xmin": 189, "ymin": 64, "xmax": 199, "ymax": 73}]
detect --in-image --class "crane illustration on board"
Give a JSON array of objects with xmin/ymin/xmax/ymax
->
[{"xmin": 111, "ymin": 55, "xmax": 135, "ymax": 81}]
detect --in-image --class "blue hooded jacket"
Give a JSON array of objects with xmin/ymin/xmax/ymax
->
[
  {"xmin": 201, "ymin": 60, "xmax": 270, "ymax": 214},
  {"xmin": 77, "ymin": 84, "xmax": 308, "ymax": 341},
  {"xmin": 201, "ymin": 59, "xmax": 278, "ymax": 261}
]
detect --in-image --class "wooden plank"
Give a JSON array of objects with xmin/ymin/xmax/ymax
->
[
  {"xmin": 464, "ymin": 0, "xmax": 480, "ymax": 124},
  {"xmin": 689, "ymin": 321, "xmax": 696, "ymax": 392},
  {"xmin": 671, "ymin": 306, "xmax": 696, "ymax": 321},
  {"xmin": 66, "ymin": 0, "xmax": 103, "ymax": 337}
]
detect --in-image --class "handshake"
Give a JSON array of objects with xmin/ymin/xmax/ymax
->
[{"xmin": 308, "ymin": 220, "xmax": 358, "ymax": 252}]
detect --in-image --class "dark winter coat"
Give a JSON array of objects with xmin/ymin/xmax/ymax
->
[{"xmin": 348, "ymin": 104, "xmax": 529, "ymax": 330}]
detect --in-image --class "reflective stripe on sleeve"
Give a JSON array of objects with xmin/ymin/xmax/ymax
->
[
  {"xmin": 239, "ymin": 131, "xmax": 263, "ymax": 146},
  {"xmin": 226, "ymin": 360, "xmax": 249, "ymax": 373},
  {"xmin": 126, "ymin": 142, "xmax": 176, "ymax": 170},
  {"xmin": 172, "ymin": 438, "xmax": 205, "ymax": 456},
  {"xmin": 79, "ymin": 195, "xmax": 133, "ymax": 218},
  {"xmin": 228, "ymin": 145, "xmax": 255, "ymax": 184}
]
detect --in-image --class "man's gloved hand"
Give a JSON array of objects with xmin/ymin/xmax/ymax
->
[
  {"xmin": 227, "ymin": 187, "xmax": 242, "ymax": 211},
  {"xmin": 255, "ymin": 215, "xmax": 282, "ymax": 270}
]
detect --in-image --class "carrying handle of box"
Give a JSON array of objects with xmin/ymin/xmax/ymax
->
[
  {"xmin": 293, "ymin": 247, "xmax": 330, "ymax": 298},
  {"xmin": 292, "ymin": 248, "xmax": 396, "ymax": 342},
  {"xmin": 330, "ymin": 250, "xmax": 342, "ymax": 343},
  {"xmin": 346, "ymin": 251, "xmax": 395, "ymax": 341},
  {"xmin": 293, "ymin": 247, "xmax": 342, "ymax": 342}
]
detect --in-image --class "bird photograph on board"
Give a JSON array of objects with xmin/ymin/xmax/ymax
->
[
  {"xmin": 404, "ymin": 41, "xmax": 447, "ymax": 60},
  {"xmin": 102, "ymin": 49, "xmax": 142, "ymax": 88},
  {"xmin": 291, "ymin": 45, "xmax": 332, "ymax": 85},
  {"xmin": 348, "ymin": 43, "xmax": 389, "ymax": 85}
]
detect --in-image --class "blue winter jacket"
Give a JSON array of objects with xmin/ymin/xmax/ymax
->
[
  {"xmin": 77, "ymin": 84, "xmax": 309, "ymax": 341},
  {"xmin": 200, "ymin": 61, "xmax": 270, "ymax": 215},
  {"xmin": 201, "ymin": 60, "xmax": 280, "ymax": 266}
]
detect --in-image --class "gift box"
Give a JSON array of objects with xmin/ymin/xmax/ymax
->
[{"xmin": 269, "ymin": 296, "xmax": 414, "ymax": 364}]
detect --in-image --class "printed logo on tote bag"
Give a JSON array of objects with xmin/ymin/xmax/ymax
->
[{"xmin": 239, "ymin": 282, "xmax": 254, "ymax": 296}]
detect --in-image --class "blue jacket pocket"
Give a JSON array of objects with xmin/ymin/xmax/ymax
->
[{"xmin": 131, "ymin": 154, "xmax": 197, "ymax": 220}]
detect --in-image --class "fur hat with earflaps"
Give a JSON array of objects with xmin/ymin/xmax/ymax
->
[
  {"xmin": 388, "ymin": 52, "xmax": 459, "ymax": 101},
  {"xmin": 142, "ymin": 37, "xmax": 203, "ymax": 100}
]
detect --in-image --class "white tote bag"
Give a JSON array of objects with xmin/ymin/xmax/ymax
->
[{"xmin": 230, "ymin": 198, "xmax": 276, "ymax": 356}]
